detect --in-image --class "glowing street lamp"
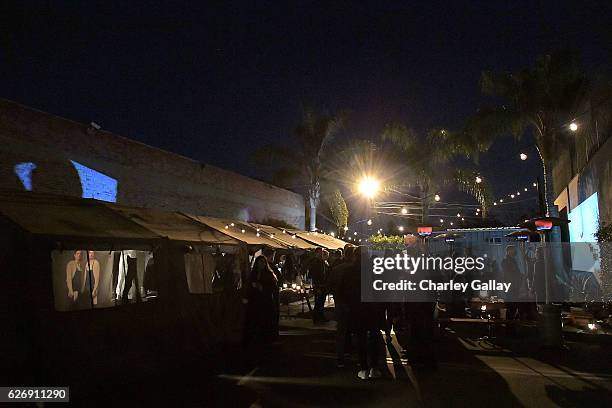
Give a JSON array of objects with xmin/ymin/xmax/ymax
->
[{"xmin": 357, "ymin": 176, "xmax": 380, "ymax": 199}]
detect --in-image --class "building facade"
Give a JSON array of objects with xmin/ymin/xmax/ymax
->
[
  {"xmin": 0, "ymin": 99, "xmax": 305, "ymax": 228},
  {"xmin": 552, "ymin": 107, "xmax": 611, "ymax": 242}
]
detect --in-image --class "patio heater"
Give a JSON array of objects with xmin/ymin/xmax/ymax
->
[{"xmin": 519, "ymin": 217, "xmax": 570, "ymax": 348}]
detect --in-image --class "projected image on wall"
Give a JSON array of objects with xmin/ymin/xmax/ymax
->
[
  {"xmin": 70, "ymin": 160, "xmax": 118, "ymax": 202},
  {"xmin": 569, "ymin": 192, "xmax": 599, "ymax": 243},
  {"xmin": 13, "ymin": 160, "xmax": 118, "ymax": 203},
  {"xmin": 569, "ymin": 192, "xmax": 601, "ymax": 275},
  {"xmin": 14, "ymin": 162, "xmax": 37, "ymax": 191}
]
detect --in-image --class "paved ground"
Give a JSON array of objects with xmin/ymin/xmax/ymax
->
[{"xmin": 69, "ymin": 314, "xmax": 612, "ymax": 407}]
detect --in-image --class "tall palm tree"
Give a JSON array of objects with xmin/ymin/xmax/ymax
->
[
  {"xmin": 382, "ymin": 124, "xmax": 493, "ymax": 224},
  {"xmin": 259, "ymin": 108, "xmax": 348, "ymax": 231},
  {"xmin": 466, "ymin": 49, "xmax": 591, "ymax": 232}
]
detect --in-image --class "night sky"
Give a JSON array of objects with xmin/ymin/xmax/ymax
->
[{"xmin": 1, "ymin": 1, "xmax": 611, "ymax": 213}]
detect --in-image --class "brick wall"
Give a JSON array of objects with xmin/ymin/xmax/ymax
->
[{"xmin": 0, "ymin": 99, "xmax": 305, "ymax": 228}]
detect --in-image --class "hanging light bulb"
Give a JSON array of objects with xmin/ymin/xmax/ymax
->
[
  {"xmin": 517, "ymin": 192, "xmax": 520, "ymax": 196},
  {"xmin": 440, "ymin": 219, "xmax": 444, "ymax": 223},
  {"xmin": 475, "ymin": 176, "xmax": 482, "ymax": 184},
  {"xmin": 367, "ymin": 219, "xmax": 372, "ymax": 226},
  {"xmin": 569, "ymin": 122, "xmax": 578, "ymax": 132},
  {"xmin": 520, "ymin": 153, "xmax": 527, "ymax": 161},
  {"xmin": 354, "ymin": 231, "xmax": 357, "ymax": 235},
  {"xmin": 493, "ymin": 202, "xmax": 497, "ymax": 206},
  {"xmin": 511, "ymin": 194, "xmax": 515, "ymax": 199},
  {"xmin": 456, "ymin": 213, "xmax": 461, "ymax": 217},
  {"xmin": 401, "ymin": 207, "xmax": 408, "ymax": 215},
  {"xmin": 230, "ymin": 223, "xmax": 235, "ymax": 227},
  {"xmin": 499, "ymin": 199, "xmax": 504, "ymax": 202},
  {"xmin": 533, "ymin": 182, "xmax": 537, "ymax": 187},
  {"xmin": 524, "ymin": 188, "xmax": 528, "ymax": 192},
  {"xmin": 434, "ymin": 194, "xmax": 441, "ymax": 202}
]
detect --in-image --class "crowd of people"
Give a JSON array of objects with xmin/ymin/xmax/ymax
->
[{"xmin": 243, "ymin": 244, "xmax": 438, "ymax": 380}]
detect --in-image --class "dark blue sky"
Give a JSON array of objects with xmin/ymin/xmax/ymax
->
[{"xmin": 1, "ymin": 0, "xmax": 610, "ymax": 208}]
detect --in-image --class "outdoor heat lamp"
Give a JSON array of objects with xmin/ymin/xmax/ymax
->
[
  {"xmin": 417, "ymin": 226, "xmax": 432, "ymax": 237},
  {"xmin": 535, "ymin": 220, "xmax": 553, "ymax": 231}
]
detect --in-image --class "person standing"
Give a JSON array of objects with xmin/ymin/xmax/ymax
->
[
  {"xmin": 309, "ymin": 248, "xmax": 329, "ymax": 323},
  {"xmin": 246, "ymin": 248, "xmax": 279, "ymax": 343},
  {"xmin": 345, "ymin": 247, "xmax": 384, "ymax": 380},
  {"xmin": 502, "ymin": 245, "xmax": 523, "ymax": 322},
  {"xmin": 328, "ymin": 246, "xmax": 355, "ymax": 367}
]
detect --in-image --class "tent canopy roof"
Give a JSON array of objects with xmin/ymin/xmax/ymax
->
[
  {"xmin": 0, "ymin": 191, "xmax": 158, "ymax": 241},
  {"xmin": 105, "ymin": 203, "xmax": 240, "ymax": 245},
  {"xmin": 183, "ymin": 215, "xmax": 287, "ymax": 249},
  {"xmin": 249, "ymin": 223, "xmax": 317, "ymax": 249},
  {"xmin": 285, "ymin": 228, "xmax": 348, "ymax": 250}
]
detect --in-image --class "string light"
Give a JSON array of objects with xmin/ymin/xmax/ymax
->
[
  {"xmin": 533, "ymin": 182, "xmax": 537, "ymax": 187},
  {"xmin": 520, "ymin": 153, "xmax": 527, "ymax": 161},
  {"xmin": 510, "ymin": 194, "xmax": 515, "ymax": 198},
  {"xmin": 434, "ymin": 194, "xmax": 441, "ymax": 201},
  {"xmin": 367, "ymin": 219, "xmax": 372, "ymax": 226},
  {"xmin": 569, "ymin": 122, "xmax": 578, "ymax": 132},
  {"xmin": 475, "ymin": 176, "xmax": 482, "ymax": 184},
  {"xmin": 344, "ymin": 226, "xmax": 348, "ymax": 231},
  {"xmin": 230, "ymin": 223, "xmax": 235, "ymax": 227},
  {"xmin": 456, "ymin": 213, "xmax": 461, "ymax": 217},
  {"xmin": 354, "ymin": 232, "xmax": 357, "ymax": 235},
  {"xmin": 401, "ymin": 208, "xmax": 408, "ymax": 215},
  {"xmin": 398, "ymin": 226, "xmax": 404, "ymax": 232}
]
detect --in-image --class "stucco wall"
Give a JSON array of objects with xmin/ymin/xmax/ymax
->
[{"xmin": 0, "ymin": 100, "xmax": 305, "ymax": 228}]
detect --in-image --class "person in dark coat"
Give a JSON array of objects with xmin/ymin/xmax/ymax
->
[
  {"xmin": 344, "ymin": 246, "xmax": 385, "ymax": 380},
  {"xmin": 246, "ymin": 248, "xmax": 279, "ymax": 343},
  {"xmin": 309, "ymin": 248, "xmax": 328, "ymax": 322},
  {"xmin": 502, "ymin": 245, "xmax": 523, "ymax": 320},
  {"xmin": 328, "ymin": 245, "xmax": 356, "ymax": 367}
]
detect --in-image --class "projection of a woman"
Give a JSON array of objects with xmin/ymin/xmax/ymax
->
[
  {"xmin": 86, "ymin": 250, "xmax": 101, "ymax": 305},
  {"xmin": 66, "ymin": 250, "xmax": 84, "ymax": 309}
]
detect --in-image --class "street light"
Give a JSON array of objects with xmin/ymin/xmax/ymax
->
[{"xmin": 357, "ymin": 176, "xmax": 380, "ymax": 199}]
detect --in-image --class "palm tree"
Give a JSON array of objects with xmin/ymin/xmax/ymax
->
[
  {"xmin": 382, "ymin": 124, "xmax": 493, "ymax": 224},
  {"xmin": 258, "ymin": 108, "xmax": 348, "ymax": 231},
  {"xmin": 466, "ymin": 49, "xmax": 591, "ymax": 233}
]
